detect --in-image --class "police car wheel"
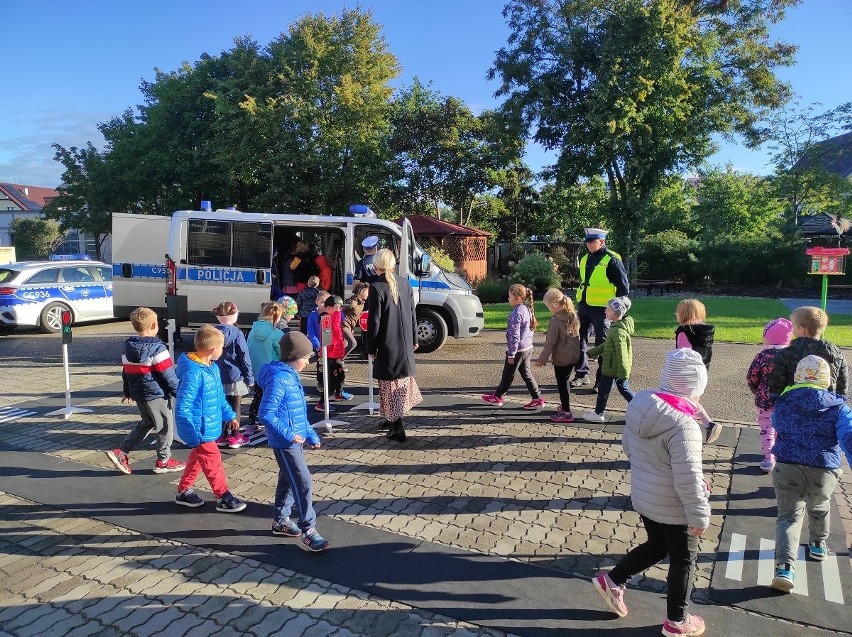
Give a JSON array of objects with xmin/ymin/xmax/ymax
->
[
  {"xmin": 416, "ymin": 308, "xmax": 448, "ymax": 354},
  {"xmin": 40, "ymin": 302, "xmax": 69, "ymax": 334}
]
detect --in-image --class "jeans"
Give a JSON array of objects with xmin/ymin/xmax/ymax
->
[
  {"xmin": 554, "ymin": 365, "xmax": 574, "ymax": 412},
  {"xmin": 273, "ymin": 446, "xmax": 316, "ymax": 531},
  {"xmin": 595, "ymin": 375, "xmax": 635, "ymax": 414},
  {"xmin": 121, "ymin": 397, "xmax": 174, "ymax": 462},
  {"xmin": 773, "ymin": 461, "xmax": 840, "ymax": 565},
  {"xmin": 575, "ymin": 304, "xmax": 610, "ymax": 386},
  {"xmin": 609, "ymin": 515, "xmax": 698, "ymax": 623},
  {"xmin": 178, "ymin": 441, "xmax": 229, "ymax": 498},
  {"xmin": 495, "ymin": 349, "xmax": 539, "ymax": 399}
]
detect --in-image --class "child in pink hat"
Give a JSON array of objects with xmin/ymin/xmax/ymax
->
[{"xmin": 746, "ymin": 318, "xmax": 793, "ymax": 473}]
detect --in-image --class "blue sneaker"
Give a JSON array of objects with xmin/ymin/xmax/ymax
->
[
  {"xmin": 808, "ymin": 541, "xmax": 828, "ymax": 561},
  {"xmin": 272, "ymin": 518, "xmax": 301, "ymax": 537},
  {"xmin": 335, "ymin": 391, "xmax": 353, "ymax": 401},
  {"xmin": 175, "ymin": 489, "xmax": 205, "ymax": 508},
  {"xmin": 216, "ymin": 491, "xmax": 247, "ymax": 513},
  {"xmin": 771, "ymin": 563, "xmax": 794, "ymax": 593},
  {"xmin": 300, "ymin": 528, "xmax": 329, "ymax": 552}
]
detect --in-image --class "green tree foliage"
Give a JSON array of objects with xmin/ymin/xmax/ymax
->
[
  {"xmin": 10, "ymin": 218, "xmax": 64, "ymax": 260},
  {"xmin": 638, "ymin": 229, "xmax": 699, "ymax": 282},
  {"xmin": 512, "ymin": 251, "xmax": 561, "ymax": 292},
  {"xmin": 645, "ymin": 175, "xmax": 696, "ymax": 236},
  {"xmin": 538, "ymin": 177, "xmax": 610, "ymax": 242},
  {"xmin": 490, "ymin": 0, "xmax": 798, "ymax": 277},
  {"xmin": 424, "ymin": 244, "xmax": 456, "ymax": 271}
]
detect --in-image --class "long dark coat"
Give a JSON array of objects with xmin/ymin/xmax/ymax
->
[{"xmin": 365, "ymin": 274, "xmax": 417, "ymax": 381}]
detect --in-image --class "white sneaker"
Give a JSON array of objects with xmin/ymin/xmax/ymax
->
[{"xmin": 582, "ymin": 411, "xmax": 606, "ymax": 422}]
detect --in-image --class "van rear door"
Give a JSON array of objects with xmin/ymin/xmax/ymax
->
[
  {"xmin": 111, "ymin": 213, "xmax": 170, "ymax": 319},
  {"xmin": 181, "ymin": 218, "xmax": 273, "ymax": 325}
]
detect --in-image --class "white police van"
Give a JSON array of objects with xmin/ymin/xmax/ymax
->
[{"xmin": 112, "ymin": 206, "xmax": 484, "ymax": 353}]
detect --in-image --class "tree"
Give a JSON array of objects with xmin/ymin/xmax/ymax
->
[
  {"xmin": 10, "ymin": 218, "xmax": 63, "ymax": 260},
  {"xmin": 490, "ymin": 0, "xmax": 798, "ymax": 276}
]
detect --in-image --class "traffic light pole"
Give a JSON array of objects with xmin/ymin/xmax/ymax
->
[{"xmin": 46, "ymin": 341, "xmax": 93, "ymax": 420}]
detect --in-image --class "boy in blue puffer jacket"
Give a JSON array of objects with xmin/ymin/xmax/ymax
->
[
  {"xmin": 770, "ymin": 355, "xmax": 852, "ymax": 594},
  {"xmin": 257, "ymin": 331, "xmax": 329, "ymax": 552},
  {"xmin": 106, "ymin": 307, "xmax": 183, "ymax": 476},
  {"xmin": 174, "ymin": 325, "xmax": 246, "ymax": 513}
]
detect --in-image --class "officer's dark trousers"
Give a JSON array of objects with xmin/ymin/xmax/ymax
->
[{"xmin": 575, "ymin": 303, "xmax": 609, "ymax": 386}]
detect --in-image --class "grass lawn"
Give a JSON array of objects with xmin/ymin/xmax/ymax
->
[{"xmin": 482, "ymin": 296, "xmax": 852, "ymax": 347}]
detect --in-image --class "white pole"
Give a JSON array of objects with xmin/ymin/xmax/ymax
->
[
  {"xmin": 167, "ymin": 318, "xmax": 176, "ymax": 362},
  {"xmin": 353, "ymin": 355, "xmax": 380, "ymax": 414},
  {"xmin": 61, "ymin": 343, "xmax": 72, "ymax": 413},
  {"xmin": 322, "ymin": 344, "xmax": 331, "ymax": 421}
]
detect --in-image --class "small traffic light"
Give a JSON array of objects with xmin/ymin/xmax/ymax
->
[{"xmin": 61, "ymin": 310, "xmax": 73, "ymax": 344}]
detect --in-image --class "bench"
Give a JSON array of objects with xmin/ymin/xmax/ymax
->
[{"xmin": 636, "ymin": 279, "xmax": 683, "ymax": 296}]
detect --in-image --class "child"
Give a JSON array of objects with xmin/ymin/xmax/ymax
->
[
  {"xmin": 767, "ymin": 306, "xmax": 848, "ymax": 399},
  {"xmin": 246, "ymin": 301, "xmax": 286, "ymax": 435},
  {"xmin": 482, "ymin": 284, "xmax": 544, "ymax": 409},
  {"xmin": 675, "ymin": 299, "xmax": 715, "ymax": 369},
  {"xmin": 275, "ymin": 295, "xmax": 298, "ymax": 332},
  {"xmin": 533, "ymin": 288, "xmax": 581, "ymax": 423},
  {"xmin": 581, "ymin": 297, "xmax": 635, "ymax": 422},
  {"xmin": 257, "ymin": 331, "xmax": 329, "ymax": 552},
  {"xmin": 591, "ymin": 348, "xmax": 710, "ymax": 637},
  {"xmin": 675, "ymin": 298, "xmax": 721, "ymax": 444},
  {"xmin": 296, "ymin": 275, "xmax": 322, "ymax": 334},
  {"xmin": 212, "ymin": 301, "xmax": 254, "ymax": 449},
  {"xmin": 306, "ymin": 290, "xmax": 331, "ymax": 354},
  {"xmin": 312, "ymin": 295, "xmax": 351, "ymax": 410},
  {"xmin": 342, "ymin": 282, "xmax": 369, "ymax": 363},
  {"xmin": 106, "ymin": 307, "xmax": 184, "ymax": 475},
  {"xmin": 174, "ymin": 325, "xmax": 246, "ymax": 512},
  {"xmin": 746, "ymin": 318, "xmax": 793, "ymax": 473},
  {"xmin": 770, "ymin": 355, "xmax": 852, "ymax": 593}
]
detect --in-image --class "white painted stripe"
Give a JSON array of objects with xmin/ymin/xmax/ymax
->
[
  {"xmin": 794, "ymin": 545, "xmax": 808, "ymax": 596},
  {"xmin": 0, "ymin": 408, "xmax": 35, "ymax": 423},
  {"xmin": 757, "ymin": 538, "xmax": 775, "ymax": 586},
  {"xmin": 821, "ymin": 553, "xmax": 845, "ymax": 605},
  {"xmin": 725, "ymin": 533, "xmax": 747, "ymax": 581}
]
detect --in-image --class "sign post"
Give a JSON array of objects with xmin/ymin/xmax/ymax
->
[
  {"xmin": 314, "ymin": 313, "xmax": 347, "ymax": 434},
  {"xmin": 353, "ymin": 311, "xmax": 380, "ymax": 414},
  {"xmin": 805, "ymin": 246, "xmax": 849, "ymax": 312},
  {"xmin": 46, "ymin": 310, "xmax": 93, "ymax": 420}
]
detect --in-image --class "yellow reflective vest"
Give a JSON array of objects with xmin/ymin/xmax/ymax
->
[{"xmin": 577, "ymin": 251, "xmax": 621, "ymax": 307}]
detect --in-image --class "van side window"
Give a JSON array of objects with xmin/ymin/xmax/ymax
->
[{"xmin": 187, "ymin": 219, "xmax": 272, "ymax": 269}]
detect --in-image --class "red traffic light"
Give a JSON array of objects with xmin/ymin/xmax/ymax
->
[{"xmin": 61, "ymin": 310, "xmax": 73, "ymax": 326}]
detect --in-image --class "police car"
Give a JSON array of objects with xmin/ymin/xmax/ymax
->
[{"xmin": 0, "ymin": 258, "xmax": 114, "ymax": 333}]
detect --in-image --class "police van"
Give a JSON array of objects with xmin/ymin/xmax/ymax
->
[{"xmin": 112, "ymin": 206, "xmax": 484, "ymax": 353}]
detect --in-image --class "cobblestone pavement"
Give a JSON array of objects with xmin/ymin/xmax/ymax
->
[{"xmin": 1, "ymin": 322, "xmax": 850, "ymax": 635}]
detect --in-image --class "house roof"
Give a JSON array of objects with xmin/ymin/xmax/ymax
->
[
  {"xmin": 0, "ymin": 183, "xmax": 59, "ymax": 211},
  {"xmin": 395, "ymin": 214, "xmax": 492, "ymax": 237},
  {"xmin": 800, "ymin": 211, "xmax": 852, "ymax": 237},
  {"xmin": 795, "ymin": 131, "xmax": 852, "ymax": 179}
]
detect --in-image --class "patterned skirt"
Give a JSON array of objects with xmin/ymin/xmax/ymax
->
[{"xmin": 378, "ymin": 376, "xmax": 423, "ymax": 422}]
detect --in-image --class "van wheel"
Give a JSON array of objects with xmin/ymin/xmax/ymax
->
[
  {"xmin": 40, "ymin": 302, "xmax": 69, "ymax": 334},
  {"xmin": 416, "ymin": 308, "xmax": 448, "ymax": 354}
]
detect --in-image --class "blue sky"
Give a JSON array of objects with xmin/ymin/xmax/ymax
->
[{"xmin": 2, "ymin": 1, "xmax": 850, "ymax": 188}]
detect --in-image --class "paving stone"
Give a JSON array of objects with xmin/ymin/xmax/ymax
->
[
  {"xmin": 270, "ymin": 614, "xmax": 318, "ymax": 637},
  {"xmin": 14, "ymin": 607, "xmax": 73, "ymax": 637}
]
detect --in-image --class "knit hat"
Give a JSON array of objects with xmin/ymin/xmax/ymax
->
[
  {"xmin": 763, "ymin": 318, "xmax": 793, "ymax": 347},
  {"xmin": 279, "ymin": 331, "xmax": 313, "ymax": 362},
  {"xmin": 324, "ymin": 294, "xmax": 344, "ymax": 308},
  {"xmin": 607, "ymin": 296, "xmax": 632, "ymax": 318},
  {"xmin": 660, "ymin": 348, "xmax": 708, "ymax": 398},
  {"xmin": 793, "ymin": 355, "xmax": 831, "ymax": 389}
]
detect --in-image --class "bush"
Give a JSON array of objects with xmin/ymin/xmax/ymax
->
[
  {"xmin": 475, "ymin": 275, "xmax": 511, "ymax": 304},
  {"xmin": 548, "ymin": 245, "xmax": 572, "ymax": 280},
  {"xmin": 638, "ymin": 230, "xmax": 699, "ymax": 283},
  {"xmin": 425, "ymin": 245, "xmax": 456, "ymax": 272},
  {"xmin": 512, "ymin": 251, "xmax": 561, "ymax": 292},
  {"xmin": 699, "ymin": 235, "xmax": 803, "ymax": 286}
]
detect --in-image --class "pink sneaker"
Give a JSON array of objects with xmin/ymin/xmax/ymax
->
[
  {"xmin": 216, "ymin": 433, "xmax": 229, "ymax": 447},
  {"xmin": 153, "ymin": 458, "xmax": 186, "ymax": 474},
  {"xmin": 226, "ymin": 434, "xmax": 249, "ymax": 449},
  {"xmin": 481, "ymin": 394, "xmax": 504, "ymax": 406},
  {"xmin": 523, "ymin": 397, "xmax": 546, "ymax": 410},
  {"xmin": 661, "ymin": 614, "xmax": 705, "ymax": 637},
  {"xmin": 592, "ymin": 572, "xmax": 627, "ymax": 617}
]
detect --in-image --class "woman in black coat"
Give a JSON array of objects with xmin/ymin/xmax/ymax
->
[{"xmin": 365, "ymin": 249, "xmax": 422, "ymax": 442}]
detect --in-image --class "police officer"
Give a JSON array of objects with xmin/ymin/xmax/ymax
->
[
  {"xmin": 572, "ymin": 227, "xmax": 630, "ymax": 391},
  {"xmin": 354, "ymin": 236, "xmax": 382, "ymax": 286}
]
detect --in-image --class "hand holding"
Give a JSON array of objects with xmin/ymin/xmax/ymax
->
[
  {"xmin": 309, "ymin": 442, "xmax": 321, "ymax": 449},
  {"xmin": 507, "ymin": 356, "xmax": 515, "ymax": 365},
  {"xmin": 292, "ymin": 434, "xmax": 306, "ymax": 444}
]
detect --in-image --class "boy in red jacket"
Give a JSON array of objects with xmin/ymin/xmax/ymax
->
[{"xmin": 315, "ymin": 295, "xmax": 351, "ymax": 410}]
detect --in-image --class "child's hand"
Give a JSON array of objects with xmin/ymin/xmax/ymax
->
[
  {"xmin": 507, "ymin": 356, "xmax": 515, "ymax": 365},
  {"xmin": 688, "ymin": 526, "xmax": 706, "ymax": 537},
  {"xmin": 292, "ymin": 434, "xmax": 306, "ymax": 444},
  {"xmin": 121, "ymin": 396, "xmax": 133, "ymax": 404},
  {"xmin": 308, "ymin": 442, "xmax": 321, "ymax": 449},
  {"xmin": 227, "ymin": 418, "xmax": 239, "ymax": 430}
]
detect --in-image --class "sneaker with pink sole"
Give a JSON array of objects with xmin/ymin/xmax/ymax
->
[
  {"xmin": 523, "ymin": 397, "xmax": 546, "ymax": 410},
  {"xmin": 226, "ymin": 434, "xmax": 249, "ymax": 449},
  {"xmin": 591, "ymin": 572, "xmax": 627, "ymax": 617},
  {"xmin": 661, "ymin": 613, "xmax": 705, "ymax": 637},
  {"xmin": 481, "ymin": 394, "xmax": 505, "ymax": 406},
  {"xmin": 550, "ymin": 411, "xmax": 575, "ymax": 423}
]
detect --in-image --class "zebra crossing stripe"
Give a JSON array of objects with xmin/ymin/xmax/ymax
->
[
  {"xmin": 796, "ymin": 546, "xmax": 809, "ymax": 596},
  {"xmin": 822, "ymin": 554, "xmax": 844, "ymax": 604},
  {"xmin": 0, "ymin": 407, "xmax": 36, "ymax": 423},
  {"xmin": 757, "ymin": 538, "xmax": 774, "ymax": 586},
  {"xmin": 725, "ymin": 532, "xmax": 746, "ymax": 581}
]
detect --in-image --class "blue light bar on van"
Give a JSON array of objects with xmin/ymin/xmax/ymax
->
[
  {"xmin": 349, "ymin": 204, "xmax": 375, "ymax": 218},
  {"xmin": 200, "ymin": 200, "xmax": 212, "ymax": 211}
]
